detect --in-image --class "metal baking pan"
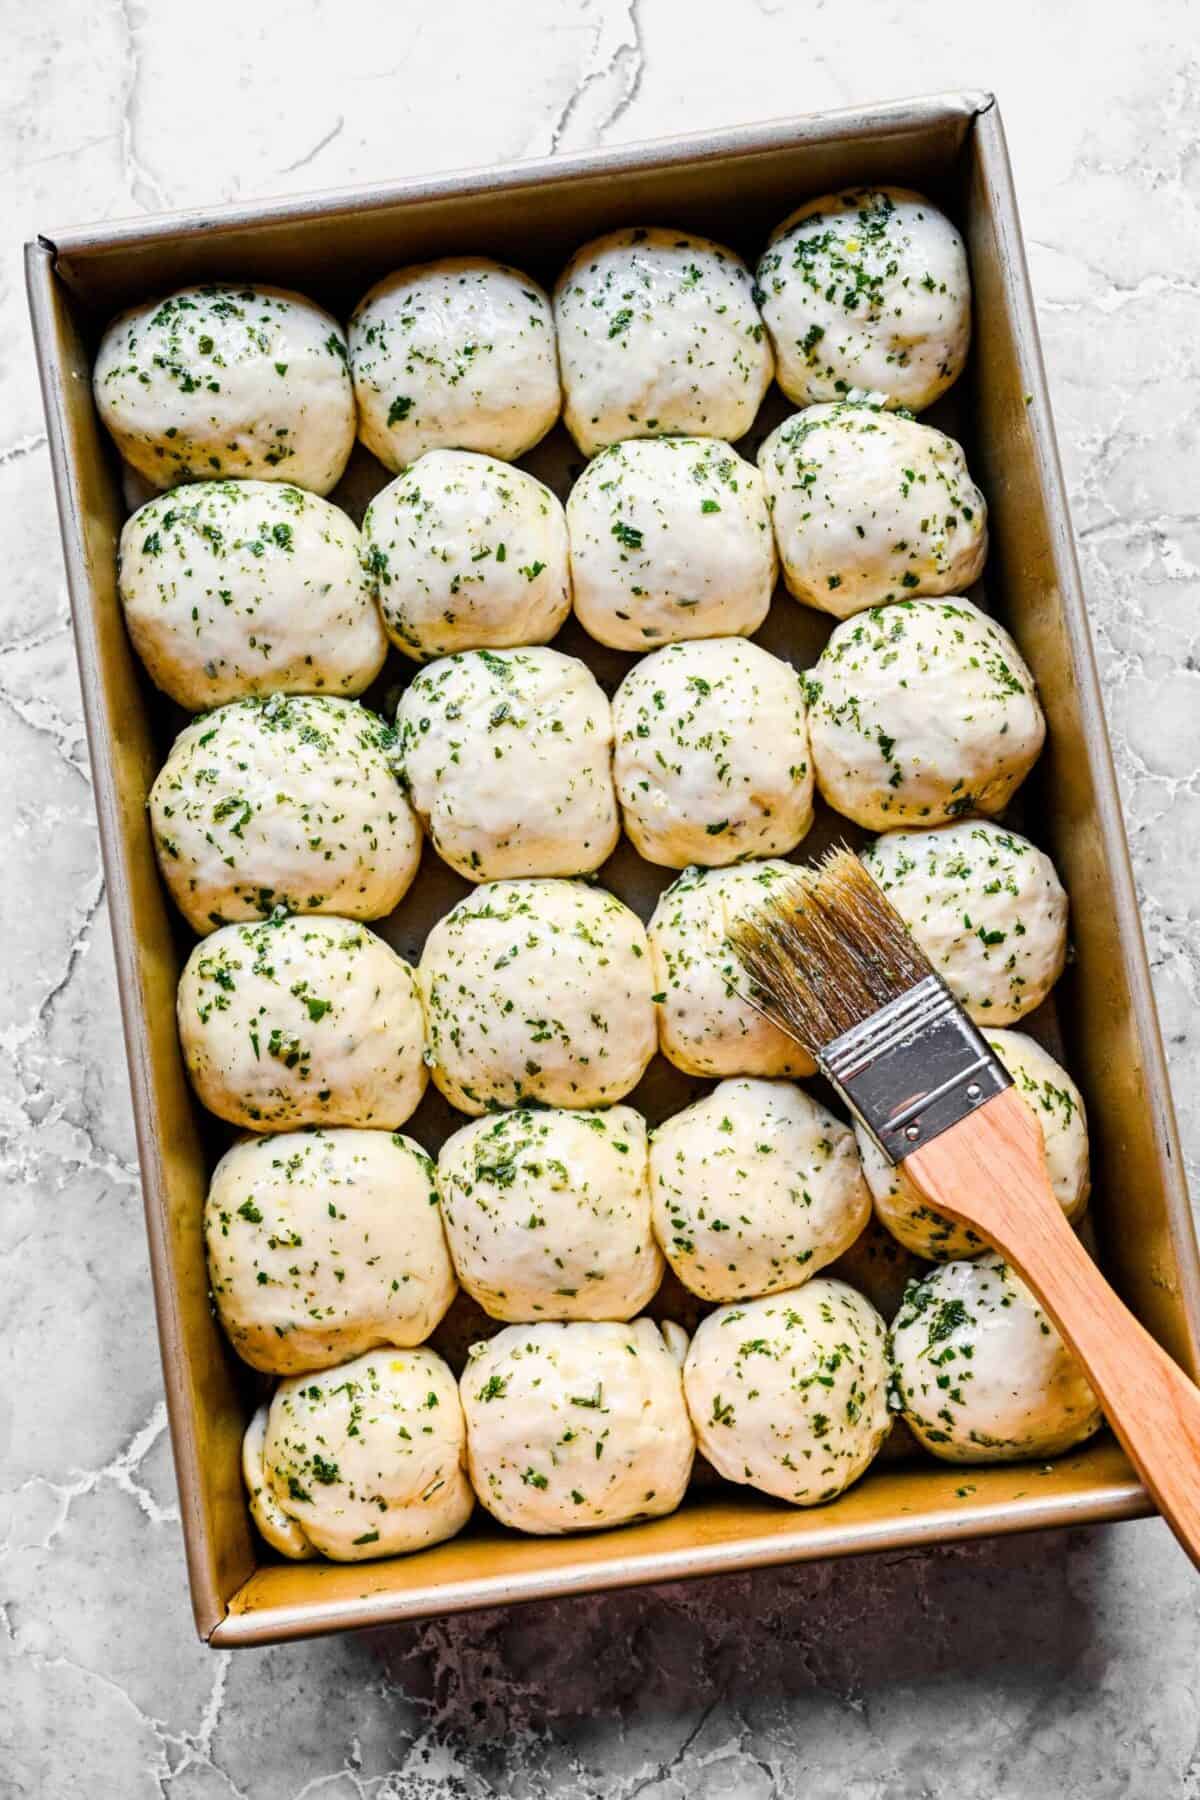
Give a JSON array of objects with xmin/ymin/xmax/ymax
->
[{"xmin": 27, "ymin": 89, "xmax": 1200, "ymax": 1647}]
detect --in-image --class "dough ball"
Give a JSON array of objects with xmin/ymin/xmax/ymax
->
[
  {"xmin": 363, "ymin": 449, "xmax": 570, "ymax": 662},
  {"xmin": 757, "ymin": 188, "xmax": 970, "ymax": 412},
  {"xmin": 861, "ymin": 820, "xmax": 1068, "ymax": 1022},
  {"xmin": 991, "ymin": 1031, "xmax": 1090, "ymax": 1220},
  {"xmin": 889, "ymin": 1253, "xmax": 1102, "ymax": 1462},
  {"xmin": 148, "ymin": 695, "xmax": 421, "ymax": 934},
  {"xmin": 419, "ymin": 879, "xmax": 656, "ymax": 1114},
  {"xmin": 567, "ymin": 437, "xmax": 776, "ymax": 650},
  {"xmin": 93, "ymin": 283, "xmax": 355, "ymax": 493},
  {"xmin": 858, "ymin": 1027, "xmax": 1090, "ymax": 1260},
  {"xmin": 118, "ymin": 480, "xmax": 385, "ymax": 711},
  {"xmin": 438, "ymin": 1105, "xmax": 662, "ymax": 1321},
  {"xmin": 259, "ymin": 1346, "xmax": 473, "ymax": 1559},
  {"xmin": 205, "ymin": 1128, "xmax": 455, "ymax": 1374},
  {"xmin": 684, "ymin": 1280, "xmax": 890, "ymax": 1504},
  {"xmin": 349, "ymin": 258, "xmax": 560, "ymax": 471},
  {"xmin": 242, "ymin": 1402, "xmax": 317, "ymax": 1559},
  {"xmin": 395, "ymin": 647, "xmax": 618, "ymax": 882},
  {"xmin": 806, "ymin": 599, "xmax": 1045, "ymax": 830},
  {"xmin": 613, "ymin": 638, "xmax": 814, "ymax": 867},
  {"xmin": 178, "ymin": 914, "xmax": 426, "ymax": 1131},
  {"xmin": 759, "ymin": 403, "xmax": 987, "ymax": 618},
  {"xmin": 461, "ymin": 1318, "xmax": 694, "ymax": 1533},
  {"xmin": 648, "ymin": 861, "xmax": 815, "ymax": 1078},
  {"xmin": 650, "ymin": 1078, "xmax": 870, "ymax": 1302},
  {"xmin": 554, "ymin": 227, "xmax": 773, "ymax": 455}
]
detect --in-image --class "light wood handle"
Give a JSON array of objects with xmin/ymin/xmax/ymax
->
[{"xmin": 906, "ymin": 1085, "xmax": 1200, "ymax": 1569}]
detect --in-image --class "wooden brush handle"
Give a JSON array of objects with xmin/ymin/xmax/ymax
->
[{"xmin": 906, "ymin": 1085, "xmax": 1200, "ymax": 1569}]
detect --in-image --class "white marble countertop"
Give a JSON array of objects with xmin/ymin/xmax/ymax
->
[{"xmin": 4, "ymin": 2, "xmax": 1199, "ymax": 1794}]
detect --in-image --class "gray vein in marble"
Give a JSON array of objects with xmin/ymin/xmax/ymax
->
[
  {"xmin": 0, "ymin": 434, "xmax": 48, "ymax": 469},
  {"xmin": 116, "ymin": 0, "xmax": 173, "ymax": 213},
  {"xmin": 532, "ymin": 0, "xmax": 645, "ymax": 158},
  {"xmin": 279, "ymin": 117, "xmax": 346, "ymax": 177}
]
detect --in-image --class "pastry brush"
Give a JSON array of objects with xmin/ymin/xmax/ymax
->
[{"xmin": 729, "ymin": 846, "xmax": 1200, "ymax": 1567}]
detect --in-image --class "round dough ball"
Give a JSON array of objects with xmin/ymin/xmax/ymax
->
[
  {"xmin": 684, "ymin": 1281, "xmax": 890, "ymax": 1504},
  {"xmin": 148, "ymin": 695, "xmax": 421, "ymax": 934},
  {"xmin": 348, "ymin": 258, "xmax": 560, "ymax": 471},
  {"xmin": 461, "ymin": 1318, "xmax": 694, "ymax": 1533},
  {"xmin": 395, "ymin": 647, "xmax": 618, "ymax": 882},
  {"xmin": 992, "ymin": 1031, "xmax": 1090, "ymax": 1219},
  {"xmin": 178, "ymin": 914, "xmax": 426, "ymax": 1131},
  {"xmin": 93, "ymin": 283, "xmax": 355, "ymax": 493},
  {"xmin": 806, "ymin": 599, "xmax": 1045, "ymax": 830},
  {"xmin": 648, "ymin": 861, "xmax": 815, "ymax": 1078},
  {"xmin": 757, "ymin": 187, "xmax": 971, "ymax": 412},
  {"xmin": 438, "ymin": 1105, "xmax": 662, "ymax": 1321},
  {"xmin": 205, "ymin": 1129, "xmax": 456, "ymax": 1374},
  {"xmin": 889, "ymin": 1253, "xmax": 1102, "ymax": 1462},
  {"xmin": 758, "ymin": 403, "xmax": 987, "ymax": 619},
  {"xmin": 554, "ymin": 227, "xmax": 773, "ymax": 456},
  {"xmin": 118, "ymin": 480, "xmax": 385, "ymax": 712},
  {"xmin": 567, "ymin": 437, "xmax": 776, "ymax": 650},
  {"xmin": 363, "ymin": 450, "xmax": 570, "ymax": 662},
  {"xmin": 858, "ymin": 1026, "xmax": 1089, "ymax": 1261},
  {"xmin": 242, "ymin": 1402, "xmax": 317, "ymax": 1559},
  {"xmin": 613, "ymin": 638, "xmax": 814, "ymax": 867},
  {"xmin": 650, "ymin": 1078, "xmax": 870, "ymax": 1302},
  {"xmin": 861, "ymin": 820, "xmax": 1068, "ymax": 1022},
  {"xmin": 419, "ymin": 879, "xmax": 656, "ymax": 1114},
  {"xmin": 259, "ymin": 1346, "xmax": 473, "ymax": 1559}
]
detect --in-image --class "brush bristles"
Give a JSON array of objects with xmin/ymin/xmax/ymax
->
[{"xmin": 727, "ymin": 848, "xmax": 935, "ymax": 1055}]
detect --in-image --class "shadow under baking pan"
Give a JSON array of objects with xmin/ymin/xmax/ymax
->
[{"xmin": 27, "ymin": 88, "xmax": 1200, "ymax": 1646}]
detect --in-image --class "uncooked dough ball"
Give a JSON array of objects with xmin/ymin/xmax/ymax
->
[
  {"xmin": 759, "ymin": 403, "xmax": 987, "ymax": 618},
  {"xmin": 363, "ymin": 450, "xmax": 570, "ymax": 661},
  {"xmin": 438, "ymin": 1105, "xmax": 662, "ymax": 1321},
  {"xmin": 806, "ymin": 599, "xmax": 1045, "ymax": 830},
  {"xmin": 205, "ymin": 1129, "xmax": 455, "ymax": 1374},
  {"xmin": 395, "ymin": 647, "xmax": 618, "ymax": 882},
  {"xmin": 612, "ymin": 638, "xmax": 814, "ymax": 867},
  {"xmin": 93, "ymin": 283, "xmax": 355, "ymax": 493},
  {"xmin": 148, "ymin": 695, "xmax": 421, "ymax": 934},
  {"xmin": 861, "ymin": 820, "xmax": 1068, "ymax": 1022},
  {"xmin": 859, "ymin": 1026, "xmax": 1088, "ymax": 1259},
  {"xmin": 757, "ymin": 188, "xmax": 971, "ymax": 412},
  {"xmin": 177, "ymin": 914, "xmax": 426, "ymax": 1131},
  {"xmin": 349, "ymin": 258, "xmax": 560, "ymax": 471},
  {"xmin": 257, "ymin": 1346, "xmax": 473, "ymax": 1559},
  {"xmin": 650, "ymin": 1078, "xmax": 870, "ymax": 1302},
  {"xmin": 684, "ymin": 1280, "xmax": 890, "ymax": 1504},
  {"xmin": 567, "ymin": 437, "xmax": 776, "ymax": 649},
  {"xmin": 242, "ymin": 1402, "xmax": 316, "ymax": 1560},
  {"xmin": 889, "ymin": 1253, "xmax": 1102, "ymax": 1461},
  {"xmin": 648, "ymin": 861, "xmax": 815, "ymax": 1078},
  {"xmin": 118, "ymin": 480, "xmax": 385, "ymax": 711},
  {"xmin": 554, "ymin": 227, "xmax": 773, "ymax": 455},
  {"xmin": 419, "ymin": 879, "xmax": 656, "ymax": 1114},
  {"xmin": 461, "ymin": 1319, "xmax": 693, "ymax": 1533}
]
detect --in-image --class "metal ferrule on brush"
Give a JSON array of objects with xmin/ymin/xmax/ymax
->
[{"xmin": 819, "ymin": 974, "xmax": 1012, "ymax": 1165}]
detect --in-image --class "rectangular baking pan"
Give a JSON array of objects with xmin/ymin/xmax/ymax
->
[{"xmin": 28, "ymin": 90, "xmax": 1200, "ymax": 1647}]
